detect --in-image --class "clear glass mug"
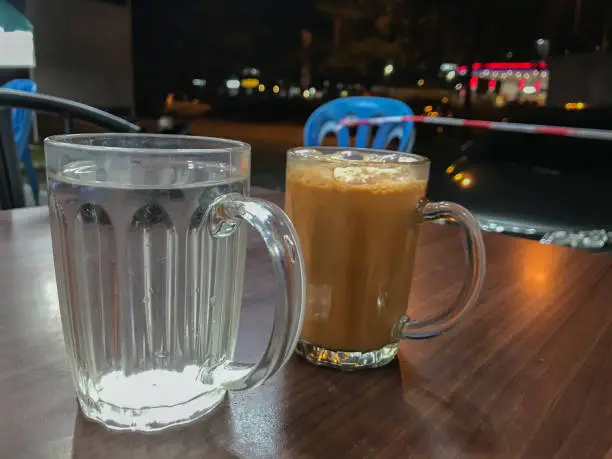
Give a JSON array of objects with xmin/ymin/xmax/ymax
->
[
  {"xmin": 45, "ymin": 134, "xmax": 305, "ymax": 432},
  {"xmin": 285, "ymin": 147, "xmax": 486, "ymax": 369}
]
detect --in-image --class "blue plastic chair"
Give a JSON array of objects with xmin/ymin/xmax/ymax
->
[
  {"xmin": 304, "ymin": 96, "xmax": 416, "ymax": 151},
  {"xmin": 2, "ymin": 79, "xmax": 38, "ymax": 205}
]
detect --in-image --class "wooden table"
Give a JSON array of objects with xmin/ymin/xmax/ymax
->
[{"xmin": 1, "ymin": 189, "xmax": 612, "ymax": 459}]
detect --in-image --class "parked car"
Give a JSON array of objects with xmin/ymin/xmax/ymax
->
[{"xmin": 429, "ymin": 107, "xmax": 612, "ymax": 249}]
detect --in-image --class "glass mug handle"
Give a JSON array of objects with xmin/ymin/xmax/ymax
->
[
  {"xmin": 206, "ymin": 193, "xmax": 305, "ymax": 390},
  {"xmin": 403, "ymin": 201, "xmax": 486, "ymax": 339}
]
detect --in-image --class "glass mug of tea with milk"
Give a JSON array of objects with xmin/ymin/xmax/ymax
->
[
  {"xmin": 286, "ymin": 147, "xmax": 486, "ymax": 369},
  {"xmin": 45, "ymin": 134, "xmax": 305, "ymax": 432}
]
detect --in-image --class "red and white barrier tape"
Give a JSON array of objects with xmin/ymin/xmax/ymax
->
[{"xmin": 338, "ymin": 115, "xmax": 612, "ymax": 141}]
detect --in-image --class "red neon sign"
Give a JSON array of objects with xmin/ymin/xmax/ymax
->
[{"xmin": 482, "ymin": 62, "xmax": 548, "ymax": 70}]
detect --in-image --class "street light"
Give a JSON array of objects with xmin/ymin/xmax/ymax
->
[
  {"xmin": 535, "ymin": 38, "xmax": 550, "ymax": 61},
  {"xmin": 384, "ymin": 63, "xmax": 394, "ymax": 76}
]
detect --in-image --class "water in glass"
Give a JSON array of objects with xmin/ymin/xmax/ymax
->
[{"xmin": 48, "ymin": 158, "xmax": 249, "ymax": 431}]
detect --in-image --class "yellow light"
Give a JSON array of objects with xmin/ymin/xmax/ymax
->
[
  {"xmin": 303, "ymin": 89, "xmax": 310, "ymax": 98},
  {"xmin": 441, "ymin": 96, "xmax": 449, "ymax": 104},
  {"xmin": 565, "ymin": 102, "xmax": 577, "ymax": 110},
  {"xmin": 460, "ymin": 177, "xmax": 472, "ymax": 188},
  {"xmin": 258, "ymin": 84, "xmax": 265, "ymax": 92},
  {"xmin": 424, "ymin": 105, "xmax": 433, "ymax": 113},
  {"xmin": 272, "ymin": 85, "xmax": 280, "ymax": 94},
  {"xmin": 576, "ymin": 102, "xmax": 585, "ymax": 110},
  {"xmin": 453, "ymin": 173, "xmax": 464, "ymax": 182},
  {"xmin": 384, "ymin": 64, "xmax": 394, "ymax": 76},
  {"xmin": 446, "ymin": 164, "xmax": 455, "ymax": 175},
  {"xmin": 429, "ymin": 111, "xmax": 439, "ymax": 117},
  {"xmin": 241, "ymin": 78, "xmax": 260, "ymax": 89},
  {"xmin": 340, "ymin": 90, "xmax": 349, "ymax": 97},
  {"xmin": 417, "ymin": 79, "xmax": 425, "ymax": 87}
]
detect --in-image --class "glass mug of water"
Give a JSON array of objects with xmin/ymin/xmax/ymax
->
[
  {"xmin": 285, "ymin": 147, "xmax": 486, "ymax": 369},
  {"xmin": 45, "ymin": 134, "xmax": 305, "ymax": 432}
]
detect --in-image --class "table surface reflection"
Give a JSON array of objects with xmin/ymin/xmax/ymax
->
[{"xmin": 1, "ymin": 189, "xmax": 612, "ymax": 459}]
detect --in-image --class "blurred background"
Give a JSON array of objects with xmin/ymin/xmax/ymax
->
[{"xmin": 2, "ymin": 0, "xmax": 612, "ymax": 247}]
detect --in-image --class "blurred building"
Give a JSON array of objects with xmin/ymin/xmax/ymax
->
[
  {"xmin": 8, "ymin": 0, "xmax": 134, "ymax": 113},
  {"xmin": 440, "ymin": 62, "xmax": 549, "ymax": 107}
]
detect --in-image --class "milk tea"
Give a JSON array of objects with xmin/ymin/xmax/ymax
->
[{"xmin": 286, "ymin": 156, "xmax": 427, "ymax": 352}]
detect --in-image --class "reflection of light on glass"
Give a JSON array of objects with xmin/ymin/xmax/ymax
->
[
  {"xmin": 43, "ymin": 275, "xmax": 59, "ymax": 311},
  {"xmin": 240, "ymin": 158, "xmax": 249, "ymax": 174}
]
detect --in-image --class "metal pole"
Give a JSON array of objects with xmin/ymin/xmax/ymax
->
[{"xmin": 29, "ymin": 67, "xmax": 40, "ymax": 143}]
